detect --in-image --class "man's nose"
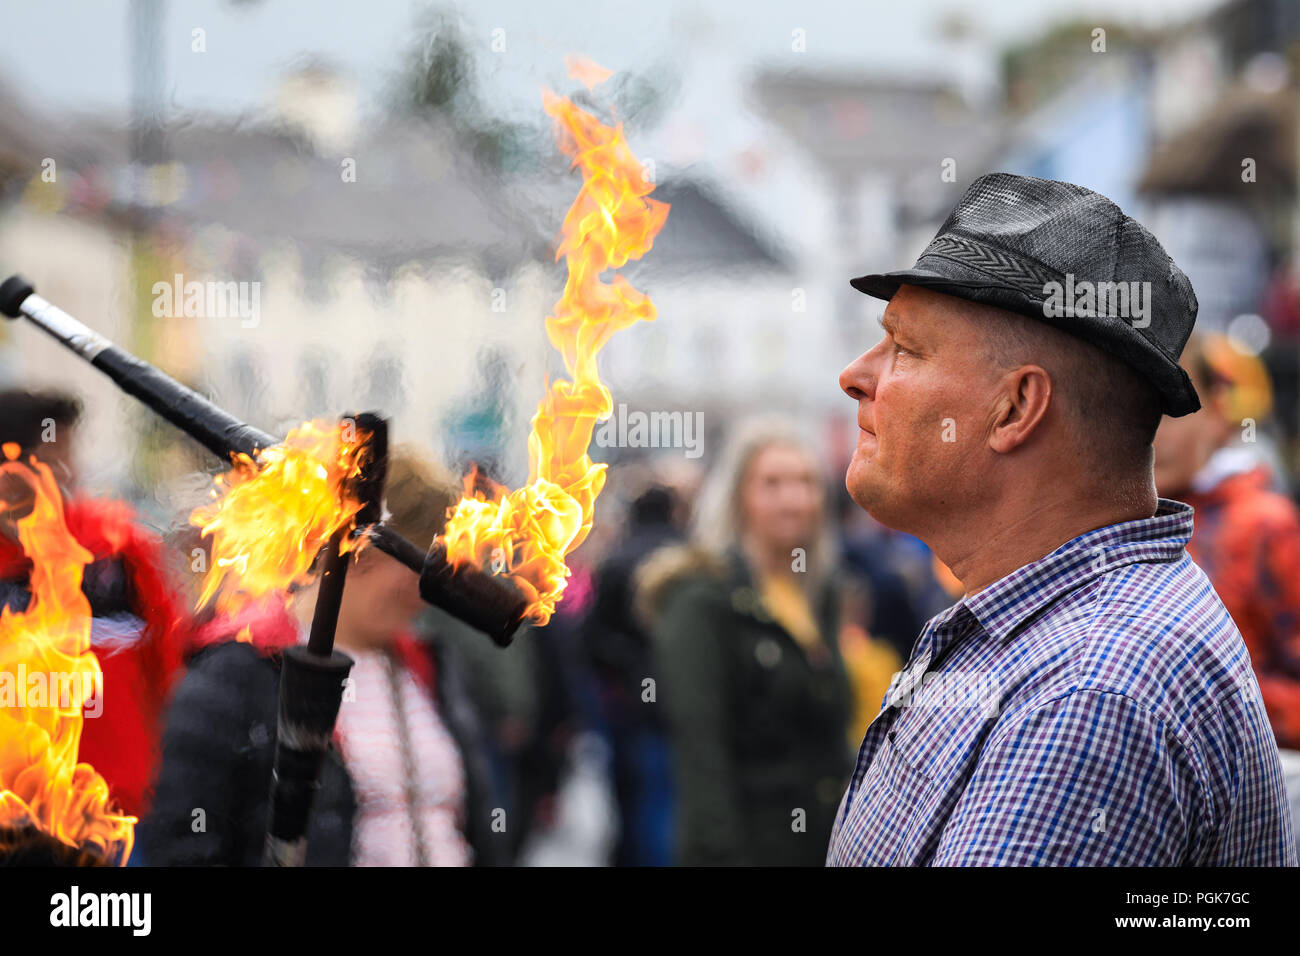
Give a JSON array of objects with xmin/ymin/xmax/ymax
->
[{"xmin": 839, "ymin": 347, "xmax": 879, "ymax": 401}]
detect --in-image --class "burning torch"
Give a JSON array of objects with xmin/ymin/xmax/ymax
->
[
  {"xmin": 261, "ymin": 410, "xmax": 385, "ymax": 867},
  {"xmin": 0, "ymin": 273, "xmax": 528, "ymax": 646}
]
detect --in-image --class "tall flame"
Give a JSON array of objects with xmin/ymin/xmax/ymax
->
[
  {"xmin": 0, "ymin": 445, "xmax": 134, "ymax": 864},
  {"xmin": 191, "ymin": 419, "xmax": 368, "ymax": 614},
  {"xmin": 442, "ymin": 60, "xmax": 670, "ymax": 624}
]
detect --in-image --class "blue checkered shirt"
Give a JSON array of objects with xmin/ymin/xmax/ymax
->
[{"xmin": 826, "ymin": 499, "xmax": 1298, "ymax": 866}]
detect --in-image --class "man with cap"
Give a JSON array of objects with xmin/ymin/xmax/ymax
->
[{"xmin": 827, "ymin": 173, "xmax": 1297, "ymax": 866}]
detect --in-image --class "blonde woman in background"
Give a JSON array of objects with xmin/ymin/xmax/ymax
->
[{"xmin": 639, "ymin": 417, "xmax": 855, "ymax": 866}]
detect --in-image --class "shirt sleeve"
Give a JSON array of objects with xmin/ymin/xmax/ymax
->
[{"xmin": 930, "ymin": 688, "xmax": 1200, "ymax": 866}]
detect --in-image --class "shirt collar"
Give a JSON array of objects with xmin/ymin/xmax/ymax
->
[{"xmin": 929, "ymin": 499, "xmax": 1195, "ymax": 646}]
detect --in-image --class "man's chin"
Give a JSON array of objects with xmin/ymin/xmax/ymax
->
[
  {"xmin": 847, "ymin": 458, "xmax": 913, "ymax": 532},
  {"xmin": 845, "ymin": 459, "xmax": 882, "ymax": 513}
]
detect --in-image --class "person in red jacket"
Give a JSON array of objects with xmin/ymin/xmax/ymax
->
[
  {"xmin": 1154, "ymin": 336, "xmax": 1300, "ymax": 750},
  {"xmin": 0, "ymin": 390, "xmax": 187, "ymax": 818}
]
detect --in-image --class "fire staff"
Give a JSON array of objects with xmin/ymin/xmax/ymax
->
[{"xmin": 0, "ymin": 274, "xmax": 528, "ymax": 647}]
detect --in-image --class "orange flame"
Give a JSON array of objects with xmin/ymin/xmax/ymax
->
[
  {"xmin": 0, "ymin": 449, "xmax": 134, "ymax": 864},
  {"xmin": 191, "ymin": 419, "xmax": 369, "ymax": 614},
  {"xmin": 442, "ymin": 61, "xmax": 670, "ymax": 624}
]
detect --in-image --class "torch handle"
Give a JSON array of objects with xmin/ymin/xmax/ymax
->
[
  {"xmin": 2, "ymin": 286, "xmax": 275, "ymax": 460},
  {"xmin": 366, "ymin": 526, "xmax": 527, "ymax": 648},
  {"xmin": 263, "ymin": 645, "xmax": 354, "ymax": 867},
  {"xmin": 92, "ymin": 345, "xmax": 276, "ymax": 461},
  {"xmin": 307, "ymin": 528, "xmax": 351, "ymax": 657}
]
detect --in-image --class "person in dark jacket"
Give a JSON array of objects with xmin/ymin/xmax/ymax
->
[
  {"xmin": 585, "ymin": 483, "xmax": 684, "ymax": 866},
  {"xmin": 640, "ymin": 418, "xmax": 853, "ymax": 866},
  {"xmin": 140, "ymin": 451, "xmax": 504, "ymax": 866}
]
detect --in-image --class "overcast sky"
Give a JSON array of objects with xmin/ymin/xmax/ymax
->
[{"xmin": 4, "ymin": 0, "xmax": 1224, "ymax": 124}]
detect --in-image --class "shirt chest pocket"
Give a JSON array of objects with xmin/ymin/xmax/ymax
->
[{"xmin": 849, "ymin": 729, "xmax": 938, "ymax": 865}]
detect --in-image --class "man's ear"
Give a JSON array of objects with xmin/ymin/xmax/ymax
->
[{"xmin": 988, "ymin": 364, "xmax": 1053, "ymax": 454}]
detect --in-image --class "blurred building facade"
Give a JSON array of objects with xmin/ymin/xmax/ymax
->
[{"xmin": 3, "ymin": 0, "xmax": 1300, "ymax": 503}]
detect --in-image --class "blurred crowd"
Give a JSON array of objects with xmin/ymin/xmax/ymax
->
[{"xmin": 3, "ymin": 321, "xmax": 1300, "ymax": 866}]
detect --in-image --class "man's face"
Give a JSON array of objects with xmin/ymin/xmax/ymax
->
[{"xmin": 838, "ymin": 285, "xmax": 998, "ymax": 535}]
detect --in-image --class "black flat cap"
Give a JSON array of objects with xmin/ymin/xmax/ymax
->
[{"xmin": 851, "ymin": 173, "xmax": 1201, "ymax": 416}]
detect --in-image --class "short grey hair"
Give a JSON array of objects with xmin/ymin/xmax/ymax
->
[{"xmin": 973, "ymin": 305, "xmax": 1162, "ymax": 478}]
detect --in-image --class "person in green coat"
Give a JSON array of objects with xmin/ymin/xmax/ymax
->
[{"xmin": 639, "ymin": 418, "xmax": 855, "ymax": 866}]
